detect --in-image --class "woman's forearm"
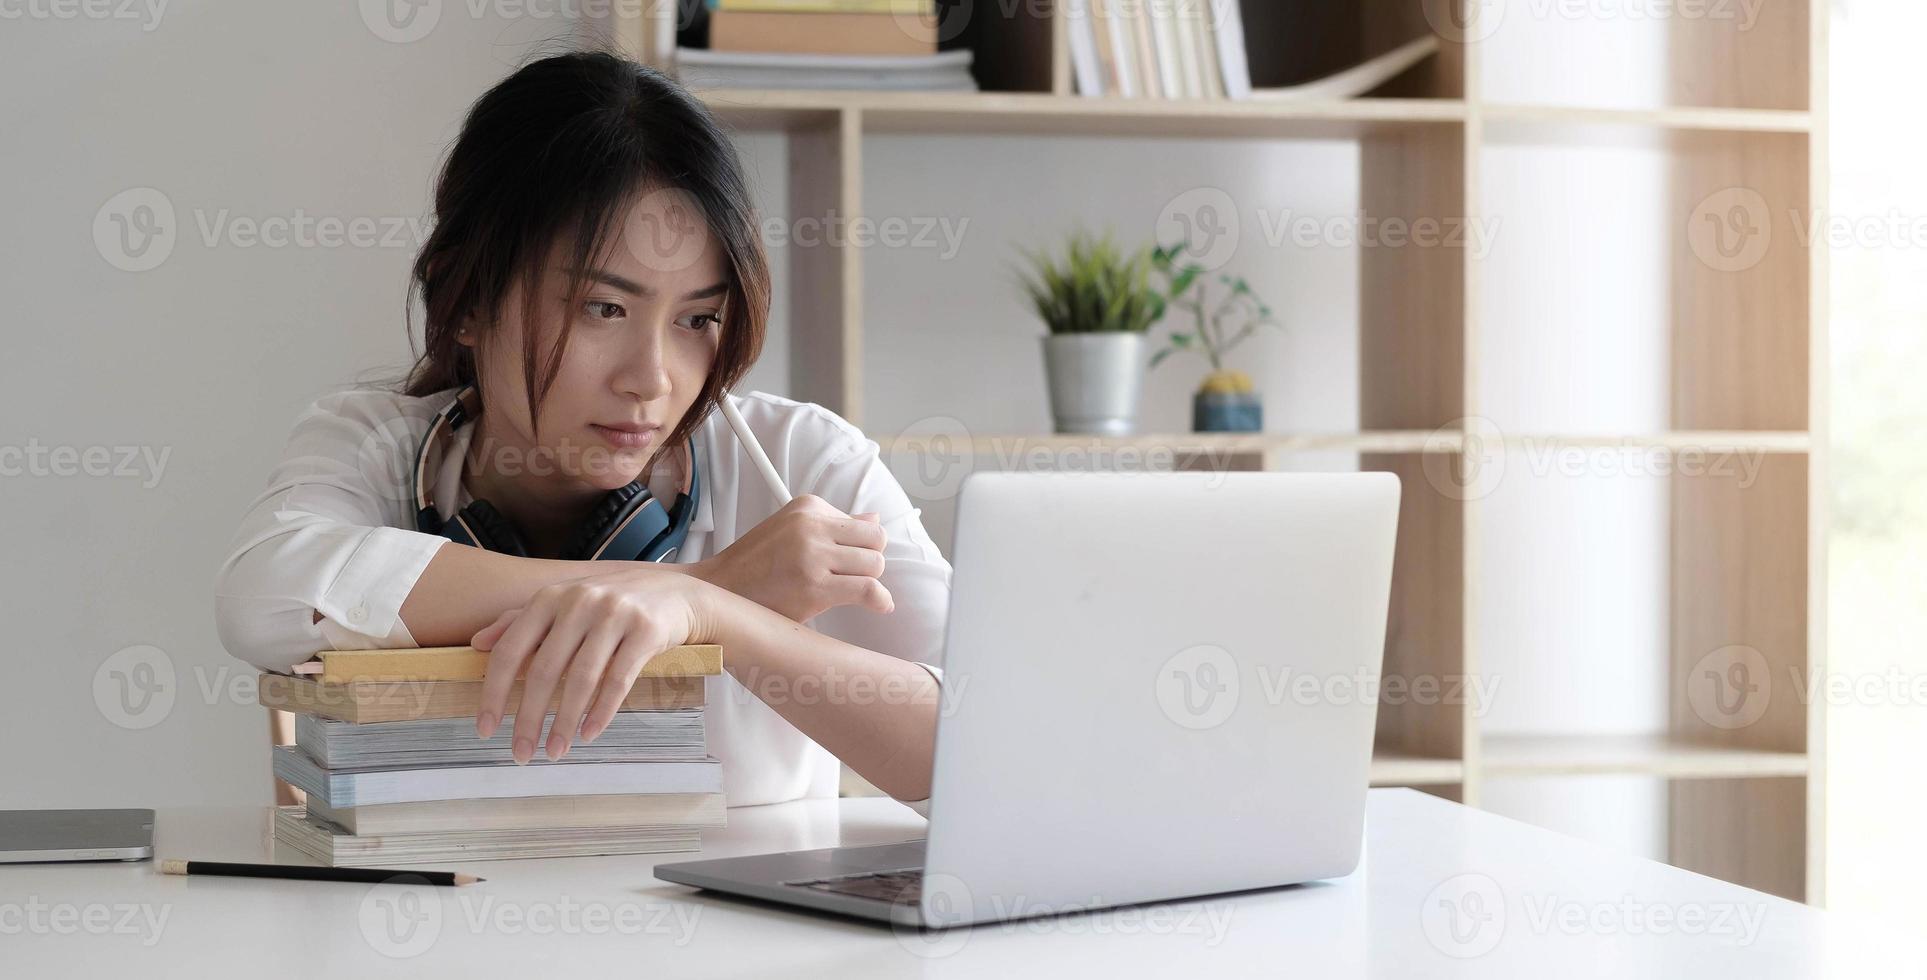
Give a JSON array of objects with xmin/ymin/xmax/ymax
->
[
  {"xmin": 393, "ymin": 545, "xmax": 692, "ymax": 647},
  {"xmin": 687, "ymin": 585, "xmax": 940, "ymax": 801}
]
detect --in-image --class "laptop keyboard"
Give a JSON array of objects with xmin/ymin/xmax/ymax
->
[{"xmin": 788, "ymin": 868, "xmax": 924, "ymax": 904}]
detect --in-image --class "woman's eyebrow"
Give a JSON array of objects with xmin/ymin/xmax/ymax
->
[{"xmin": 572, "ymin": 268, "xmax": 726, "ymax": 302}]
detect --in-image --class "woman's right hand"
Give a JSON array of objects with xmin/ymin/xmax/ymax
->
[{"xmin": 688, "ymin": 494, "xmax": 895, "ymax": 623}]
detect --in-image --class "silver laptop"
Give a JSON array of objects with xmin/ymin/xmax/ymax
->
[
  {"xmin": 0, "ymin": 809, "xmax": 155, "ymax": 863},
  {"xmin": 655, "ymin": 470, "xmax": 1400, "ymax": 929}
]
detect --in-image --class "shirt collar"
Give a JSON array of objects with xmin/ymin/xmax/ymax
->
[{"xmin": 690, "ymin": 408, "xmax": 719, "ymax": 536}]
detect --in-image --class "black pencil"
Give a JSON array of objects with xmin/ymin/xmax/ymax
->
[{"xmin": 160, "ymin": 858, "xmax": 483, "ymax": 887}]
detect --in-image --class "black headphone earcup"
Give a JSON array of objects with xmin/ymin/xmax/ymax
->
[
  {"xmin": 454, "ymin": 500, "xmax": 533, "ymax": 558},
  {"xmin": 566, "ymin": 483, "xmax": 646, "ymax": 562}
]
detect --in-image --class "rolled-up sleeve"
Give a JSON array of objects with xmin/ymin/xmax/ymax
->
[
  {"xmin": 212, "ymin": 391, "xmax": 448, "ymax": 673},
  {"xmin": 799, "ymin": 426, "xmax": 953, "ymax": 672}
]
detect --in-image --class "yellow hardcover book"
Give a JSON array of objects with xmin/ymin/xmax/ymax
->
[
  {"xmin": 257, "ymin": 673, "xmax": 707, "ymax": 723},
  {"xmin": 309, "ymin": 644, "xmax": 722, "ymax": 684},
  {"xmin": 711, "ymin": 0, "xmax": 931, "ymax": 13}
]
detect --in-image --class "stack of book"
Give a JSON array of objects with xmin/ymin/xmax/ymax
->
[
  {"xmin": 1070, "ymin": 0, "xmax": 1441, "ymax": 103},
  {"xmin": 261, "ymin": 645, "xmax": 725, "ymax": 866},
  {"xmin": 679, "ymin": 0, "xmax": 976, "ymax": 92},
  {"xmin": 1069, "ymin": 0, "xmax": 1248, "ymax": 99}
]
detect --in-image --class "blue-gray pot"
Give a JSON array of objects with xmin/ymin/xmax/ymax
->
[{"xmin": 1194, "ymin": 390, "xmax": 1262, "ymax": 432}]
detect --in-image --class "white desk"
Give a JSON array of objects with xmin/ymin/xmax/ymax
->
[{"xmin": 2, "ymin": 790, "xmax": 1888, "ymax": 977}]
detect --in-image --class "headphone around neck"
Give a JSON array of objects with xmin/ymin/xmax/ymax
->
[{"xmin": 411, "ymin": 385, "xmax": 701, "ymax": 562}]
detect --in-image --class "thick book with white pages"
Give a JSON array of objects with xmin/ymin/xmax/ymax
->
[
  {"xmin": 303, "ymin": 791, "xmax": 726, "ymax": 836},
  {"xmin": 274, "ymin": 807, "xmax": 705, "ymax": 866},
  {"xmin": 294, "ymin": 709, "xmax": 706, "ymax": 769},
  {"xmin": 272, "ymin": 746, "xmax": 725, "ymax": 808},
  {"xmin": 676, "ymin": 48, "xmax": 976, "ymax": 91}
]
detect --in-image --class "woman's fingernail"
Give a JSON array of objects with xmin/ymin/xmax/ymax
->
[
  {"xmin": 477, "ymin": 712, "xmax": 497, "ymax": 739},
  {"xmin": 513, "ymin": 738, "xmax": 533, "ymax": 764},
  {"xmin": 546, "ymin": 734, "xmax": 567, "ymax": 761}
]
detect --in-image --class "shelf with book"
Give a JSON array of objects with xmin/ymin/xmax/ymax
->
[{"xmin": 607, "ymin": 0, "xmax": 1826, "ymax": 904}]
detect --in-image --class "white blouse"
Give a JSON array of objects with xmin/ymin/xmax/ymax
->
[{"xmin": 214, "ymin": 386, "xmax": 953, "ymax": 808}]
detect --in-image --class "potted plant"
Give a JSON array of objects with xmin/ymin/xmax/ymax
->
[
  {"xmin": 1015, "ymin": 231, "xmax": 1165, "ymax": 435},
  {"xmin": 1148, "ymin": 244, "xmax": 1281, "ymax": 432}
]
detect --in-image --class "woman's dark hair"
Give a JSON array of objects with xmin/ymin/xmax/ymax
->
[{"xmin": 400, "ymin": 49, "xmax": 769, "ymax": 463}]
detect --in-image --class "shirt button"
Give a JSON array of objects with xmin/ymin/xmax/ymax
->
[{"xmin": 347, "ymin": 605, "xmax": 368, "ymax": 625}]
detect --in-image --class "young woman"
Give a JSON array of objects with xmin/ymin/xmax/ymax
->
[{"xmin": 213, "ymin": 51, "xmax": 951, "ymax": 809}]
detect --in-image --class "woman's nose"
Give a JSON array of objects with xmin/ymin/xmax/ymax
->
[{"xmin": 613, "ymin": 324, "xmax": 673, "ymax": 401}]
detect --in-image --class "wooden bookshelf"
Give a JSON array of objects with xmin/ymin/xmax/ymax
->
[
  {"xmin": 612, "ymin": 0, "xmax": 1828, "ymax": 904},
  {"xmin": 1481, "ymin": 735, "xmax": 1809, "ymax": 780},
  {"xmin": 695, "ymin": 88, "xmax": 1468, "ymax": 139}
]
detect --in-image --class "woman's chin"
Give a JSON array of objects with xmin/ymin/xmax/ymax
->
[
  {"xmin": 576, "ymin": 450, "xmax": 652, "ymax": 489},
  {"xmin": 579, "ymin": 467, "xmax": 642, "ymax": 491}
]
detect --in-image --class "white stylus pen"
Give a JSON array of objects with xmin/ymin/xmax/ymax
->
[{"xmin": 717, "ymin": 392, "xmax": 792, "ymax": 505}]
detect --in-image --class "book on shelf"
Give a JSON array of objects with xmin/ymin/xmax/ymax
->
[
  {"xmin": 709, "ymin": 0, "xmax": 926, "ymax": 10},
  {"xmin": 1067, "ymin": 2, "xmax": 1102, "ymax": 96},
  {"xmin": 273, "ymin": 745, "xmax": 726, "ymax": 808},
  {"xmin": 1076, "ymin": 0, "xmax": 1226, "ymax": 99},
  {"xmin": 294, "ymin": 643, "xmax": 721, "ymax": 684},
  {"xmin": 1128, "ymin": 0, "xmax": 1160, "ymax": 98},
  {"xmin": 677, "ymin": 47, "xmax": 975, "ymax": 91},
  {"xmin": 273, "ymin": 807, "xmax": 711, "ymax": 867},
  {"xmin": 303, "ymin": 791, "xmax": 727, "ymax": 836},
  {"xmin": 1148, "ymin": 1, "xmax": 1182, "ymax": 97},
  {"xmin": 294, "ymin": 710, "xmax": 708, "ymax": 769},
  {"xmin": 1069, "ymin": 1, "xmax": 1433, "ymax": 102},
  {"xmin": 1169, "ymin": 0, "xmax": 1203, "ymax": 99},
  {"xmin": 258, "ymin": 671, "xmax": 705, "ymax": 724},
  {"xmin": 710, "ymin": 9, "xmax": 936, "ymax": 56}
]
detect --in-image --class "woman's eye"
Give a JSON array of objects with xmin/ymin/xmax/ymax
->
[
  {"xmin": 679, "ymin": 312, "xmax": 720, "ymax": 332},
  {"xmin": 584, "ymin": 300, "xmax": 626, "ymax": 320}
]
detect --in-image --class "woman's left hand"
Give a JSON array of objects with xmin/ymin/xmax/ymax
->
[{"xmin": 470, "ymin": 568, "xmax": 710, "ymax": 765}]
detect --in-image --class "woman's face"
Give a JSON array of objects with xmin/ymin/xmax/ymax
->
[{"xmin": 461, "ymin": 190, "xmax": 727, "ymax": 494}]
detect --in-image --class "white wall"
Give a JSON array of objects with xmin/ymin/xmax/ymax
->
[{"xmin": 0, "ymin": 3, "xmax": 621, "ymax": 807}]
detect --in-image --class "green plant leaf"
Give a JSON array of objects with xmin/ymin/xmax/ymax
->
[
  {"xmin": 1170, "ymin": 266, "xmax": 1200, "ymax": 297},
  {"xmin": 1015, "ymin": 229, "xmax": 1166, "ymax": 334}
]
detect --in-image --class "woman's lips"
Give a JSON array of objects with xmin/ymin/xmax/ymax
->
[{"xmin": 590, "ymin": 423, "xmax": 661, "ymax": 449}]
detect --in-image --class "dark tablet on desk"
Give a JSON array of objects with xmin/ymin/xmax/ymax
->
[{"xmin": 0, "ymin": 809, "xmax": 154, "ymax": 863}]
